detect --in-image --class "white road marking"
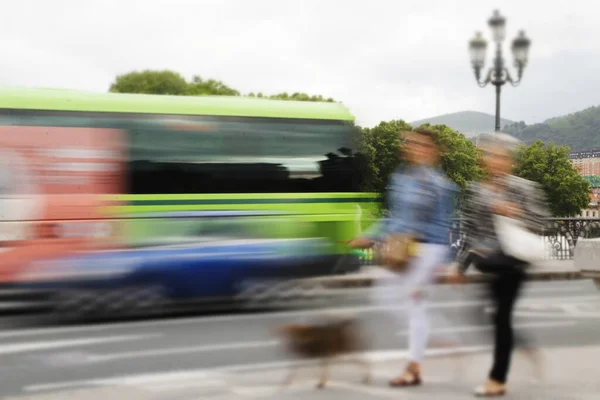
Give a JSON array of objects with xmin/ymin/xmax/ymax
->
[
  {"xmin": 329, "ymin": 381, "xmax": 413, "ymax": 399},
  {"xmin": 1, "ymin": 294, "xmax": 596, "ymax": 342},
  {"xmin": 324, "ymin": 284, "xmax": 587, "ymax": 300},
  {"xmin": 82, "ymin": 338, "xmax": 492, "ymax": 365},
  {"xmin": 397, "ymin": 320, "xmax": 577, "ymax": 336},
  {"xmin": 364, "ymin": 345, "xmax": 492, "ymax": 362},
  {"xmin": 87, "ymin": 340, "xmax": 278, "ymax": 362},
  {"xmin": 231, "ymin": 384, "xmax": 309, "ymax": 398},
  {"xmin": 24, "ymin": 345, "xmax": 492, "ymax": 393},
  {"xmin": 33, "ymin": 320, "xmax": 576, "ymax": 364},
  {"xmin": 511, "ymin": 305, "xmax": 600, "ymax": 319},
  {"xmin": 522, "ymin": 286, "xmax": 591, "ymax": 295},
  {"xmin": 0, "ymin": 334, "xmax": 161, "ymax": 356},
  {"xmin": 145, "ymin": 378, "xmax": 228, "ymax": 392}
]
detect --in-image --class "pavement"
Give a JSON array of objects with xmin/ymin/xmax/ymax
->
[
  {"xmin": 9, "ymin": 346, "xmax": 598, "ymax": 399},
  {"xmin": 309, "ymin": 260, "xmax": 585, "ymax": 289},
  {"xmin": 0, "ymin": 279, "xmax": 598, "ymax": 399}
]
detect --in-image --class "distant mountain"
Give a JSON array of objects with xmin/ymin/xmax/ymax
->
[
  {"xmin": 411, "ymin": 111, "xmax": 514, "ymax": 137},
  {"xmin": 503, "ymin": 106, "xmax": 600, "ymax": 150}
]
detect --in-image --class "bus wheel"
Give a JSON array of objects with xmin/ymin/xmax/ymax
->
[
  {"xmin": 235, "ymin": 279, "xmax": 273, "ymax": 310},
  {"xmin": 131, "ymin": 284, "xmax": 169, "ymax": 316},
  {"xmin": 52, "ymin": 290, "xmax": 97, "ymax": 323},
  {"xmin": 100, "ymin": 285, "xmax": 168, "ymax": 318}
]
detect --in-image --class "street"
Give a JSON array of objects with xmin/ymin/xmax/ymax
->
[{"xmin": 0, "ymin": 279, "xmax": 599, "ymax": 399}]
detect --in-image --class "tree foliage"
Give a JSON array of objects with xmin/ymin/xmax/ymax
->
[
  {"xmin": 248, "ymin": 92, "xmax": 335, "ymax": 102},
  {"xmin": 110, "ymin": 70, "xmax": 239, "ymax": 96},
  {"xmin": 109, "ymin": 70, "xmax": 335, "ymax": 101},
  {"xmin": 504, "ymin": 106, "xmax": 600, "ymax": 150},
  {"xmin": 420, "ymin": 123, "xmax": 484, "ymax": 189},
  {"xmin": 187, "ymin": 76, "xmax": 240, "ymax": 96},
  {"xmin": 358, "ymin": 121, "xmax": 483, "ymax": 194},
  {"xmin": 514, "ymin": 140, "xmax": 590, "ymax": 217},
  {"xmin": 110, "ymin": 70, "xmax": 189, "ymax": 95}
]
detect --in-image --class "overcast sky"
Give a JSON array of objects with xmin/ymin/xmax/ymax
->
[{"xmin": 2, "ymin": 0, "xmax": 598, "ymax": 127}]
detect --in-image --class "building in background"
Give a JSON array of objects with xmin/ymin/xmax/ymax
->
[
  {"xmin": 571, "ymin": 148, "xmax": 600, "ymax": 176},
  {"xmin": 570, "ymin": 149, "xmax": 600, "ymax": 218}
]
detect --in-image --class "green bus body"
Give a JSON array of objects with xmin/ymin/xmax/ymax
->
[
  {"xmin": 0, "ymin": 87, "xmax": 354, "ymax": 120},
  {"xmin": 0, "ymin": 88, "xmax": 380, "ymax": 259}
]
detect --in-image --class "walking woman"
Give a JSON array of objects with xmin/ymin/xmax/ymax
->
[
  {"xmin": 455, "ymin": 133, "xmax": 548, "ymax": 397},
  {"xmin": 349, "ymin": 127, "xmax": 456, "ymax": 387}
]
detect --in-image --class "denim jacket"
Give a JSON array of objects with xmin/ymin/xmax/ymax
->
[{"xmin": 364, "ymin": 165, "xmax": 457, "ymax": 247}]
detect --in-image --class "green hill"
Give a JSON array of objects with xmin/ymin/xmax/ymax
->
[
  {"xmin": 411, "ymin": 111, "xmax": 514, "ymax": 137},
  {"xmin": 504, "ymin": 106, "xmax": 600, "ymax": 150}
]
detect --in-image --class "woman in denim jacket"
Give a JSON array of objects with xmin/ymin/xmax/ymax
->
[{"xmin": 349, "ymin": 127, "xmax": 457, "ymax": 387}]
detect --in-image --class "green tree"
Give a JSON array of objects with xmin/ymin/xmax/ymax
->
[
  {"xmin": 109, "ymin": 70, "xmax": 335, "ymax": 102},
  {"xmin": 420, "ymin": 123, "xmax": 484, "ymax": 189},
  {"xmin": 248, "ymin": 92, "xmax": 336, "ymax": 102},
  {"xmin": 109, "ymin": 70, "xmax": 189, "ymax": 95},
  {"xmin": 110, "ymin": 70, "xmax": 240, "ymax": 96},
  {"xmin": 514, "ymin": 140, "xmax": 590, "ymax": 216},
  {"xmin": 504, "ymin": 106, "xmax": 600, "ymax": 150},
  {"xmin": 187, "ymin": 76, "xmax": 240, "ymax": 96},
  {"xmin": 358, "ymin": 120, "xmax": 409, "ymax": 193},
  {"xmin": 358, "ymin": 121, "xmax": 483, "ymax": 194}
]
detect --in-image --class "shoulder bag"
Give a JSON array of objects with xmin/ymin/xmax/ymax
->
[{"xmin": 493, "ymin": 214, "xmax": 546, "ymax": 264}]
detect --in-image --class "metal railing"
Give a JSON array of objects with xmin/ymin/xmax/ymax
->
[
  {"xmin": 454, "ymin": 217, "xmax": 600, "ymax": 260},
  {"xmin": 358, "ymin": 218, "xmax": 600, "ymax": 263}
]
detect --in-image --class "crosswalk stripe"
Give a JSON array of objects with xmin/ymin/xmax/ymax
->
[
  {"xmin": 0, "ymin": 334, "xmax": 160, "ymax": 356},
  {"xmin": 24, "ymin": 345, "xmax": 495, "ymax": 393},
  {"xmin": 397, "ymin": 320, "xmax": 577, "ymax": 335}
]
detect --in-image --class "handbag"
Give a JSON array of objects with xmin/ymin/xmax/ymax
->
[
  {"xmin": 375, "ymin": 168, "xmax": 435, "ymax": 273},
  {"xmin": 493, "ymin": 214, "xmax": 546, "ymax": 263},
  {"xmin": 377, "ymin": 233, "xmax": 420, "ymax": 273}
]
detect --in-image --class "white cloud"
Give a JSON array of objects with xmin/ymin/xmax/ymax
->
[{"xmin": 2, "ymin": 0, "xmax": 600, "ymax": 127}]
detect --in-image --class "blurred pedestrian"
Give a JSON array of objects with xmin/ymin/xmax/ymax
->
[
  {"xmin": 349, "ymin": 127, "xmax": 457, "ymax": 388},
  {"xmin": 453, "ymin": 132, "xmax": 548, "ymax": 397}
]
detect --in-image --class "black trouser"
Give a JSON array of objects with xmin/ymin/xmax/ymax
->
[{"xmin": 476, "ymin": 251, "xmax": 528, "ymax": 384}]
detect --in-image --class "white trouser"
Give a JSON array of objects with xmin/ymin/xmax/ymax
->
[{"xmin": 371, "ymin": 243, "xmax": 448, "ymax": 363}]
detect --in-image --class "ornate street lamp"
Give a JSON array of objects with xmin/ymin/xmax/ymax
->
[{"xmin": 468, "ymin": 10, "xmax": 531, "ymax": 131}]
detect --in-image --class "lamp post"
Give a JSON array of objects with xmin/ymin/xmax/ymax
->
[{"xmin": 469, "ymin": 10, "xmax": 531, "ymax": 132}]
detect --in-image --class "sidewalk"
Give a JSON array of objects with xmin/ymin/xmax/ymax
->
[
  {"xmin": 9, "ymin": 345, "xmax": 600, "ymax": 399},
  {"xmin": 307, "ymin": 260, "xmax": 585, "ymax": 289}
]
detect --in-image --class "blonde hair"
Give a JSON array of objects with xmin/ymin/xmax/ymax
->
[{"xmin": 477, "ymin": 132, "xmax": 522, "ymax": 154}]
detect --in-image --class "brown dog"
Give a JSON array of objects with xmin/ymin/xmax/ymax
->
[{"xmin": 277, "ymin": 315, "xmax": 371, "ymax": 389}]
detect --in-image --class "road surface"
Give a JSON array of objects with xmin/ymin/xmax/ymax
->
[{"xmin": 0, "ymin": 279, "xmax": 598, "ymax": 399}]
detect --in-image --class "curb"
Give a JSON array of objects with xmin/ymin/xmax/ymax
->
[
  {"xmin": 581, "ymin": 270, "xmax": 600, "ymax": 278},
  {"xmin": 303, "ymin": 269, "xmax": 585, "ymax": 289}
]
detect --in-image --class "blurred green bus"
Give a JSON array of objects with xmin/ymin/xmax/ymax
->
[{"xmin": 0, "ymin": 88, "xmax": 379, "ymax": 286}]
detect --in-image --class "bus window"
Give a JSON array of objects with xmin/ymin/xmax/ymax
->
[
  {"xmin": 0, "ymin": 110, "xmax": 366, "ymax": 195},
  {"xmin": 128, "ymin": 116, "xmax": 364, "ymax": 194}
]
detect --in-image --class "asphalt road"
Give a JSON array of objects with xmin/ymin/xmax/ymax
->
[{"xmin": 0, "ymin": 279, "xmax": 599, "ymax": 399}]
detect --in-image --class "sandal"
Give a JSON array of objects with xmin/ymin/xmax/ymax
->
[
  {"xmin": 474, "ymin": 382, "xmax": 506, "ymax": 397},
  {"xmin": 389, "ymin": 363, "xmax": 422, "ymax": 387}
]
